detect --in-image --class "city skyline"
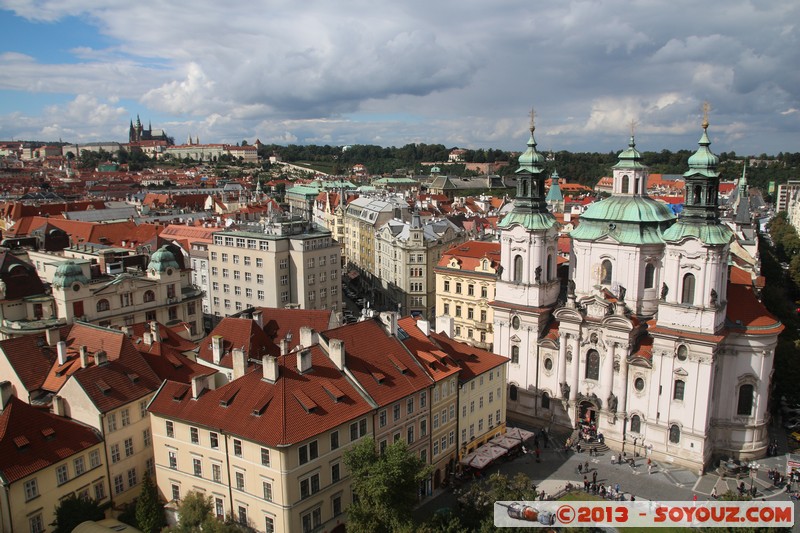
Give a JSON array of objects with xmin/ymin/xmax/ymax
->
[{"xmin": 1, "ymin": 0, "xmax": 799, "ymax": 154}]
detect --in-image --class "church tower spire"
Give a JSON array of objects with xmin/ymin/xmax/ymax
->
[
  {"xmin": 511, "ymin": 108, "xmax": 548, "ymax": 214},
  {"xmin": 659, "ymin": 104, "xmax": 734, "ymax": 334}
]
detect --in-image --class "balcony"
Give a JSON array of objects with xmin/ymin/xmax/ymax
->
[{"xmin": 474, "ymin": 322, "xmax": 492, "ymax": 332}]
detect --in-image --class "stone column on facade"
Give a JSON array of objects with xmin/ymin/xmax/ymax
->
[
  {"xmin": 618, "ymin": 347, "xmax": 629, "ymax": 415},
  {"xmin": 557, "ymin": 334, "xmax": 568, "ymax": 399},
  {"xmin": 603, "ymin": 341, "xmax": 615, "ymax": 411},
  {"xmin": 569, "ymin": 335, "xmax": 580, "ymax": 402}
]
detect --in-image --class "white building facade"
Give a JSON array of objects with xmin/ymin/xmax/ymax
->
[{"xmin": 492, "ymin": 114, "xmax": 782, "ymax": 472}]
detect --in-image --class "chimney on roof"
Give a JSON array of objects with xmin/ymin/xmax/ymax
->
[
  {"xmin": 252, "ymin": 309, "xmax": 263, "ymax": 328},
  {"xmin": 45, "ymin": 328, "xmax": 60, "ymax": 346},
  {"xmin": 299, "ymin": 327, "xmax": 317, "ymax": 349},
  {"xmin": 297, "ymin": 348, "xmax": 312, "ymax": 374},
  {"xmin": 211, "ymin": 335, "xmax": 224, "ymax": 364},
  {"xmin": 56, "ymin": 341, "xmax": 67, "ymax": 365},
  {"xmin": 121, "ymin": 325, "xmax": 132, "ymax": 337},
  {"xmin": 280, "ymin": 336, "xmax": 290, "ymax": 356},
  {"xmin": 143, "ymin": 331, "xmax": 152, "ymax": 345},
  {"xmin": 95, "ymin": 350, "xmax": 108, "ymax": 366},
  {"xmin": 262, "ymin": 355, "xmax": 278, "ymax": 383},
  {"xmin": 52, "ymin": 395, "xmax": 66, "ymax": 417},
  {"xmin": 435, "ymin": 315, "xmax": 454, "ymax": 338},
  {"xmin": 416, "ymin": 319, "xmax": 430, "ymax": 337},
  {"xmin": 150, "ymin": 321, "xmax": 161, "ymax": 343},
  {"xmin": 329, "ymin": 338, "xmax": 345, "ymax": 370},
  {"xmin": 379, "ymin": 311, "xmax": 399, "ymax": 337},
  {"xmin": 191, "ymin": 375, "xmax": 206, "ymax": 399},
  {"xmin": 232, "ymin": 348, "xmax": 247, "ymax": 380},
  {"xmin": 79, "ymin": 346, "xmax": 89, "ymax": 368},
  {"xmin": 0, "ymin": 381, "xmax": 13, "ymax": 413}
]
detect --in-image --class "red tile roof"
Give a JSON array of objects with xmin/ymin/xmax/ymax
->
[
  {"xmin": 0, "ymin": 328, "xmax": 67, "ymax": 393},
  {"xmin": 397, "ymin": 317, "xmax": 460, "ymax": 382},
  {"xmin": 322, "ymin": 319, "xmax": 433, "ymax": 406},
  {"xmin": 436, "ymin": 240, "xmax": 501, "ymax": 271},
  {"xmin": 428, "ymin": 330, "xmax": 508, "ymax": 381},
  {"xmin": 127, "ymin": 322, "xmax": 212, "ymax": 384},
  {"xmin": 148, "ymin": 346, "xmax": 374, "ymax": 447},
  {"xmin": 6, "ymin": 217, "xmax": 161, "ymax": 248},
  {"xmin": 258, "ymin": 308, "xmax": 336, "ymax": 351},
  {"xmin": 0, "ymin": 396, "xmax": 102, "ymax": 483},
  {"xmin": 726, "ymin": 283, "xmax": 783, "ymax": 336},
  {"xmin": 197, "ymin": 317, "xmax": 279, "ymax": 368},
  {"xmin": 0, "ymin": 251, "xmax": 47, "ymax": 300}
]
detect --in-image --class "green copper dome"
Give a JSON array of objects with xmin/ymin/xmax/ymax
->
[
  {"xmin": 516, "ymin": 129, "xmax": 545, "ymax": 174},
  {"xmin": 684, "ymin": 129, "xmax": 719, "ymax": 178},
  {"xmin": 613, "ymin": 136, "xmax": 648, "ymax": 171},
  {"xmin": 661, "ymin": 222, "xmax": 733, "ymax": 245},
  {"xmin": 570, "ymin": 196, "xmax": 676, "ymax": 244},
  {"xmin": 53, "ymin": 261, "xmax": 88, "ymax": 288},
  {"xmin": 148, "ymin": 245, "xmax": 180, "ymax": 272},
  {"xmin": 499, "ymin": 212, "xmax": 559, "ymax": 231}
]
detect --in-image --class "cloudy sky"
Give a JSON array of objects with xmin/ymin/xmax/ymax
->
[{"xmin": 0, "ymin": 0, "xmax": 798, "ymax": 154}]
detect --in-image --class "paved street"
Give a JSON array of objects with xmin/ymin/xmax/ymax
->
[{"xmin": 417, "ymin": 422, "xmax": 800, "ymax": 525}]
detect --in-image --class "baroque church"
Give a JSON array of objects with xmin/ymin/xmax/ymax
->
[{"xmin": 491, "ymin": 110, "xmax": 782, "ymax": 471}]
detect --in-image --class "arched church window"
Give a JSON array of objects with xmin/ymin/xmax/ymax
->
[
  {"xmin": 621, "ymin": 175, "xmax": 629, "ymax": 193},
  {"xmin": 511, "ymin": 345, "xmax": 520, "ymax": 364},
  {"xmin": 634, "ymin": 177, "xmax": 640, "ymax": 193},
  {"xmin": 546, "ymin": 253, "xmax": 553, "ymax": 281},
  {"xmin": 97, "ymin": 299, "xmax": 110, "ymax": 312},
  {"xmin": 600, "ymin": 260, "xmax": 612, "ymax": 285},
  {"xmin": 585, "ymin": 350, "xmax": 600, "ymax": 380},
  {"xmin": 521, "ymin": 180, "xmax": 528, "ymax": 197},
  {"xmin": 509, "ymin": 384, "xmax": 518, "ymax": 401},
  {"xmin": 511, "ymin": 316, "xmax": 520, "ymax": 330},
  {"xmin": 644, "ymin": 263, "xmax": 655, "ymax": 289},
  {"xmin": 737, "ymin": 384, "xmax": 754, "ymax": 416},
  {"xmin": 143, "ymin": 290, "xmax": 155, "ymax": 303},
  {"xmin": 541, "ymin": 392, "xmax": 550, "ymax": 410},
  {"xmin": 694, "ymin": 185, "xmax": 702, "ymax": 204},
  {"xmin": 669, "ymin": 424, "xmax": 681, "ymax": 443},
  {"xmin": 513, "ymin": 255, "xmax": 523, "ymax": 283},
  {"xmin": 673, "ymin": 379, "xmax": 685, "ymax": 401},
  {"xmin": 681, "ymin": 273, "xmax": 696, "ymax": 305},
  {"xmin": 676, "ymin": 345, "xmax": 688, "ymax": 361},
  {"xmin": 630, "ymin": 414, "xmax": 641, "ymax": 433}
]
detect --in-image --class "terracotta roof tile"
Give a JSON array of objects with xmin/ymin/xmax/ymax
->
[
  {"xmin": 149, "ymin": 346, "xmax": 374, "ymax": 447},
  {"xmin": 322, "ymin": 319, "xmax": 433, "ymax": 406},
  {"xmin": 436, "ymin": 240, "xmax": 501, "ymax": 271},
  {"xmin": 397, "ymin": 317, "xmax": 460, "ymax": 382},
  {"xmin": 0, "ymin": 396, "xmax": 102, "ymax": 483},
  {"xmin": 197, "ymin": 317, "xmax": 279, "ymax": 368},
  {"xmin": 726, "ymin": 283, "xmax": 784, "ymax": 336},
  {"xmin": 258, "ymin": 308, "xmax": 336, "ymax": 350},
  {"xmin": 428, "ymin": 330, "xmax": 508, "ymax": 382},
  {"xmin": 0, "ymin": 329, "xmax": 66, "ymax": 393}
]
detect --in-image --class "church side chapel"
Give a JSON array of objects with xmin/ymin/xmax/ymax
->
[{"xmin": 491, "ymin": 107, "xmax": 782, "ymax": 471}]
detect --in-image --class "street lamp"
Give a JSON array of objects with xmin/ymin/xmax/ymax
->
[{"xmin": 749, "ymin": 462, "xmax": 760, "ymax": 496}]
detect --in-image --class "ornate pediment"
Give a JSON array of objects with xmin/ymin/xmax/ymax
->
[
  {"xmin": 510, "ymin": 334, "xmax": 521, "ymax": 343},
  {"xmin": 576, "ymin": 392, "xmax": 602, "ymax": 409},
  {"xmin": 584, "ymin": 297, "xmax": 612, "ymax": 319},
  {"xmin": 673, "ymin": 367, "xmax": 689, "ymax": 377}
]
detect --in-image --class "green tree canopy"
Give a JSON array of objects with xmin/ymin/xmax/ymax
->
[
  {"xmin": 51, "ymin": 495, "xmax": 105, "ymax": 533},
  {"xmin": 344, "ymin": 437, "xmax": 432, "ymax": 533},
  {"xmin": 135, "ymin": 471, "xmax": 165, "ymax": 533}
]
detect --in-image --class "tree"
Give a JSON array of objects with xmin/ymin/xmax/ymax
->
[
  {"xmin": 169, "ymin": 491, "xmax": 250, "ymax": 533},
  {"xmin": 51, "ymin": 495, "xmax": 105, "ymax": 533},
  {"xmin": 344, "ymin": 437, "xmax": 432, "ymax": 533},
  {"xmin": 453, "ymin": 472, "xmax": 539, "ymax": 531},
  {"xmin": 136, "ymin": 472, "xmax": 165, "ymax": 533}
]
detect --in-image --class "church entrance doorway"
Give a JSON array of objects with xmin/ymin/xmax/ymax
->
[{"xmin": 578, "ymin": 401, "xmax": 597, "ymax": 425}]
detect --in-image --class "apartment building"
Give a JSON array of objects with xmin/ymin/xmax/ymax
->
[
  {"xmin": 321, "ymin": 315, "xmax": 433, "ymax": 490},
  {"xmin": 0, "ymin": 250, "xmax": 60, "ymax": 339},
  {"xmin": 48, "ymin": 245, "xmax": 204, "ymax": 340},
  {"xmin": 434, "ymin": 240, "xmax": 501, "ymax": 351},
  {"xmin": 54, "ymin": 324, "xmax": 163, "ymax": 506},
  {"xmin": 397, "ymin": 317, "xmax": 461, "ymax": 491},
  {"xmin": 374, "ymin": 214, "xmax": 465, "ymax": 318},
  {"xmin": 312, "ymin": 191, "xmax": 353, "ymax": 246},
  {"xmin": 207, "ymin": 221, "xmax": 342, "ymax": 317},
  {"xmin": 777, "ymin": 179, "xmax": 800, "ymax": 213},
  {"xmin": 433, "ymin": 319, "xmax": 509, "ymax": 457},
  {"xmin": 342, "ymin": 196, "xmax": 409, "ymax": 290},
  {"xmin": 148, "ymin": 345, "xmax": 374, "ymax": 533},
  {"xmin": 0, "ymin": 386, "xmax": 108, "ymax": 533}
]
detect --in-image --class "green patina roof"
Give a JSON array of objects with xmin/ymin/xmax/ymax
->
[
  {"xmin": 499, "ymin": 211, "xmax": 558, "ymax": 231},
  {"xmin": 684, "ymin": 129, "xmax": 719, "ymax": 179},
  {"xmin": 662, "ymin": 220, "xmax": 734, "ymax": 245},
  {"xmin": 515, "ymin": 129, "xmax": 545, "ymax": 175},
  {"xmin": 612, "ymin": 136, "xmax": 648, "ymax": 171},
  {"xmin": 52, "ymin": 261, "xmax": 88, "ymax": 288},
  {"xmin": 148, "ymin": 245, "xmax": 180, "ymax": 272},
  {"xmin": 570, "ymin": 196, "xmax": 676, "ymax": 244},
  {"xmin": 546, "ymin": 181, "xmax": 563, "ymax": 202}
]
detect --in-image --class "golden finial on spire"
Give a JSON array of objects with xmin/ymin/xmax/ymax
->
[
  {"xmin": 702, "ymin": 102, "xmax": 710, "ymax": 130},
  {"xmin": 529, "ymin": 107, "xmax": 536, "ymax": 132}
]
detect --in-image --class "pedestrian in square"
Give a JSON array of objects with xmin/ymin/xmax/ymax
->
[{"xmin": 592, "ymin": 471, "xmax": 597, "ymax": 484}]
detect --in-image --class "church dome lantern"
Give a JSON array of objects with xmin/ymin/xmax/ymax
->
[{"xmin": 148, "ymin": 245, "xmax": 180, "ymax": 273}]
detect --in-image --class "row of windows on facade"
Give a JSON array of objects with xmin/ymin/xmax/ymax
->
[
  {"xmin": 213, "ymin": 235, "xmax": 332, "ymax": 250},
  {"xmin": 165, "ymin": 417, "xmax": 368, "ymax": 466},
  {"xmin": 26, "ymin": 479, "xmax": 108, "ymax": 533},
  {"xmin": 210, "ymin": 271, "xmax": 338, "ymax": 287},
  {"xmin": 167, "ymin": 487, "xmax": 334, "ymax": 533},
  {"xmin": 442, "ymin": 280, "xmax": 491, "ymax": 298},
  {"xmin": 595, "ymin": 259, "xmax": 700, "ymax": 305},
  {"xmin": 443, "ymin": 303, "xmax": 488, "ymax": 322},
  {"xmin": 94, "ymin": 286, "xmax": 181, "ymax": 312},
  {"xmin": 24, "ymin": 448, "xmax": 103, "ymax": 501},
  {"xmin": 211, "ymin": 250, "xmax": 337, "ymax": 267},
  {"xmin": 508, "ymin": 376, "xmax": 757, "ymax": 420},
  {"xmin": 107, "ymin": 399, "xmax": 150, "ymax": 432},
  {"xmin": 109, "ymin": 429, "xmax": 151, "ymax": 465},
  {"xmin": 212, "ymin": 293, "xmax": 339, "ymax": 313}
]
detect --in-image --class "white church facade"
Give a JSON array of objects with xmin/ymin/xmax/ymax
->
[{"xmin": 491, "ymin": 112, "xmax": 782, "ymax": 472}]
